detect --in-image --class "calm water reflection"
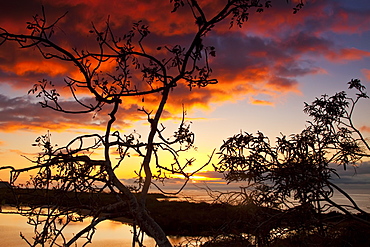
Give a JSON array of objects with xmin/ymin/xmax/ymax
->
[
  {"xmin": 0, "ymin": 206, "xmax": 185, "ymax": 247},
  {"xmin": 1, "ymin": 188, "xmax": 368, "ymax": 246}
]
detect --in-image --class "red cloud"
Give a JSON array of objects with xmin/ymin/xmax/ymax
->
[
  {"xmin": 326, "ymin": 48, "xmax": 370, "ymax": 62},
  {"xmin": 1, "ymin": 0, "xmax": 370, "ymax": 132}
]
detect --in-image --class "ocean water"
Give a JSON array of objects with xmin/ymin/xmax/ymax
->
[
  {"xmin": 0, "ymin": 206, "xmax": 189, "ymax": 247},
  {"xmin": 0, "ymin": 184, "xmax": 368, "ymax": 246},
  {"xmin": 170, "ymin": 183, "xmax": 370, "ymax": 213}
]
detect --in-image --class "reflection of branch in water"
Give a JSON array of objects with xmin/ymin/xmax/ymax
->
[
  {"xmin": 20, "ymin": 206, "xmax": 87, "ymax": 246},
  {"xmin": 1, "ymin": 206, "xmax": 113, "ymax": 247},
  {"xmin": 65, "ymin": 216, "xmax": 107, "ymax": 247}
]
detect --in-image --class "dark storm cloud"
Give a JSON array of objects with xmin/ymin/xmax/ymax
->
[
  {"xmin": 331, "ymin": 162, "xmax": 370, "ymax": 185},
  {"xmin": 0, "ymin": 93, "xmax": 142, "ymax": 132}
]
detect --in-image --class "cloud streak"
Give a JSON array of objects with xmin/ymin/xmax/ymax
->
[{"xmin": 0, "ymin": 94, "xmax": 144, "ymax": 132}]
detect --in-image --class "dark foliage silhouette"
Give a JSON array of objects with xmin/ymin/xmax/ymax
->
[{"xmin": 213, "ymin": 79, "xmax": 370, "ymax": 245}]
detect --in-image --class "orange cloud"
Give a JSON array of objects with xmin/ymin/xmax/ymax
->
[
  {"xmin": 0, "ymin": 121, "xmax": 106, "ymax": 133},
  {"xmin": 249, "ymin": 97, "xmax": 274, "ymax": 106},
  {"xmin": 12, "ymin": 61, "xmax": 68, "ymax": 77},
  {"xmin": 360, "ymin": 126, "xmax": 370, "ymax": 133}
]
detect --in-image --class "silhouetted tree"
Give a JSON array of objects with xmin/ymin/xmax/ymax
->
[
  {"xmin": 214, "ymin": 79, "xmax": 370, "ymax": 244},
  {"xmin": 0, "ymin": 1, "xmax": 305, "ymax": 246}
]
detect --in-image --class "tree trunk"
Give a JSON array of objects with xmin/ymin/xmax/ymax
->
[{"xmin": 111, "ymin": 176, "xmax": 172, "ymax": 247}]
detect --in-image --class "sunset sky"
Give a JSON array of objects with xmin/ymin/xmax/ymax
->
[{"xmin": 0, "ymin": 0, "xmax": 369, "ymax": 191}]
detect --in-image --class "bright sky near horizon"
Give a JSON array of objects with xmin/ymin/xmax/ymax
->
[{"xmin": 0, "ymin": 0, "xmax": 369, "ymax": 190}]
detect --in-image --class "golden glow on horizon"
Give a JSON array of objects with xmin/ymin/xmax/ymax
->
[{"xmin": 165, "ymin": 172, "xmax": 220, "ymax": 182}]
